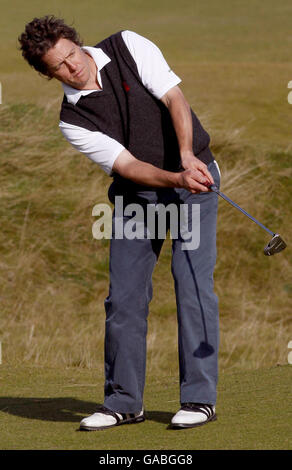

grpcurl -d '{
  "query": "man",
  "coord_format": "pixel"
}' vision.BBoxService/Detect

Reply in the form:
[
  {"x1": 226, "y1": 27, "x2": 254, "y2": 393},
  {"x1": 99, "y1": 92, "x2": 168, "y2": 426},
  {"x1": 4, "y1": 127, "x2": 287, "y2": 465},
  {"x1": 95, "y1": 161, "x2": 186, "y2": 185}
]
[{"x1": 19, "y1": 16, "x2": 221, "y2": 430}]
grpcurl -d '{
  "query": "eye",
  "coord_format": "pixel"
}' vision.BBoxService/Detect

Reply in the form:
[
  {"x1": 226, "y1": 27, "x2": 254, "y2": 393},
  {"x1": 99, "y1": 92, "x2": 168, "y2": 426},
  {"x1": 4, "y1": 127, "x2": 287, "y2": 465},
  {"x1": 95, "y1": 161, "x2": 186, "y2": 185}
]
[{"x1": 53, "y1": 64, "x2": 62, "y2": 72}]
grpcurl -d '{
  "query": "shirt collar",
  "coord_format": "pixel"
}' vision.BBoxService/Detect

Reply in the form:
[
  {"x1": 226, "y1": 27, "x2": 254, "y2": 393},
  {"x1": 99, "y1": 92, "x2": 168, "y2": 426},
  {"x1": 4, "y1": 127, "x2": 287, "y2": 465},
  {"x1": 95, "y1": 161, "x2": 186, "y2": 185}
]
[{"x1": 62, "y1": 47, "x2": 111, "y2": 105}]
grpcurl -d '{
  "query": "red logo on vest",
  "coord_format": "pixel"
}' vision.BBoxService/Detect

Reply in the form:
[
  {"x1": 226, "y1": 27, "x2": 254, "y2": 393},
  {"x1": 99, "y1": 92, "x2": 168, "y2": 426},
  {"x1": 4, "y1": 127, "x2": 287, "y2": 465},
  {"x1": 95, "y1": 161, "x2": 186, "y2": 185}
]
[{"x1": 122, "y1": 81, "x2": 130, "y2": 92}]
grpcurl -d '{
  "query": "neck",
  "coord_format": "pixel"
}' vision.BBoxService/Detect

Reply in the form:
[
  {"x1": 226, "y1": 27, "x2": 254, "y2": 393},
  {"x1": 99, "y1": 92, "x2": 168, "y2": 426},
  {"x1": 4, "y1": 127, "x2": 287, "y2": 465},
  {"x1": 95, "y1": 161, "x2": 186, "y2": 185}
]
[{"x1": 84, "y1": 52, "x2": 101, "y2": 90}]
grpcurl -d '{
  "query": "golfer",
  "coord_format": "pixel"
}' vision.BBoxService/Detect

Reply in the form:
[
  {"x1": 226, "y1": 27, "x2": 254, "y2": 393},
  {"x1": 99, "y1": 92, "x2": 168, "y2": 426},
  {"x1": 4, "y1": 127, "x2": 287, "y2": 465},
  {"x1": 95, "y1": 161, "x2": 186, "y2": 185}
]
[{"x1": 19, "y1": 16, "x2": 221, "y2": 430}]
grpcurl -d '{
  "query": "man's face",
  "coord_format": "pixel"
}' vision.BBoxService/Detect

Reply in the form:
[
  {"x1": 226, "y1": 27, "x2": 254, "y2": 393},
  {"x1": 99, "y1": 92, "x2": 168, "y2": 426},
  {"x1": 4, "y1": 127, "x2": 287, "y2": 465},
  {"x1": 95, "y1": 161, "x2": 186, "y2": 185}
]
[{"x1": 42, "y1": 38, "x2": 93, "y2": 89}]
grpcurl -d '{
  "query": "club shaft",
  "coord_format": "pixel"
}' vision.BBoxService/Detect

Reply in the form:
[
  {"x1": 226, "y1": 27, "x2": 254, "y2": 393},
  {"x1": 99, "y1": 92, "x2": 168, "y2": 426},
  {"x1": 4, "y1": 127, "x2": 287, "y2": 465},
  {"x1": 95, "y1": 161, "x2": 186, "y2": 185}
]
[{"x1": 211, "y1": 186, "x2": 274, "y2": 236}]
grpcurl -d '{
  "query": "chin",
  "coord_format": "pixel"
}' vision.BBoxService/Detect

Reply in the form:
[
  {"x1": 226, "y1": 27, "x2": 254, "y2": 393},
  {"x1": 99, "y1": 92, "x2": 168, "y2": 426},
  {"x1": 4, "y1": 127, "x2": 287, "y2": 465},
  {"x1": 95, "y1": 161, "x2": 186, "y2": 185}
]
[
  {"x1": 69, "y1": 79, "x2": 87, "y2": 90},
  {"x1": 73, "y1": 73, "x2": 91, "y2": 89}
]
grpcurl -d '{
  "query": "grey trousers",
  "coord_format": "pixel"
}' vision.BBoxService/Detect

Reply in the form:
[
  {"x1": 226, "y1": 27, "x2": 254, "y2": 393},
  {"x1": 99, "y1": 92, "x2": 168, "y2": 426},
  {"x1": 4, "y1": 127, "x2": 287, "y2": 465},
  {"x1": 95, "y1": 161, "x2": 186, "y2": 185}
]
[{"x1": 103, "y1": 160, "x2": 220, "y2": 413}]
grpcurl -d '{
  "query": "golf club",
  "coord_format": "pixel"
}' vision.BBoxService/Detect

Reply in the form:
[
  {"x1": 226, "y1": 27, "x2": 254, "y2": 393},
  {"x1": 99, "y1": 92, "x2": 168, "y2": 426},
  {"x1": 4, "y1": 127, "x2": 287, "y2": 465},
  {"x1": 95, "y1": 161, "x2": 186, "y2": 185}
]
[{"x1": 209, "y1": 184, "x2": 287, "y2": 256}]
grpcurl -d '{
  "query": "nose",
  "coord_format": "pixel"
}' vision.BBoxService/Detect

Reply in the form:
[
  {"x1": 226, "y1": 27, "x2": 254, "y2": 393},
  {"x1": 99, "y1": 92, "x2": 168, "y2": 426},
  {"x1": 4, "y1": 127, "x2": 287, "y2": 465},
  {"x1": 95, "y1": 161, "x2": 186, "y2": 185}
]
[{"x1": 65, "y1": 59, "x2": 77, "y2": 73}]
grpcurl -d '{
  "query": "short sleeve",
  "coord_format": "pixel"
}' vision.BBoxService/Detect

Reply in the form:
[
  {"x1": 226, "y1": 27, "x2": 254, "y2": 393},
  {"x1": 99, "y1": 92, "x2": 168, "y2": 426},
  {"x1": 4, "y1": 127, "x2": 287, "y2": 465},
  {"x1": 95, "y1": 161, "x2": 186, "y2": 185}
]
[
  {"x1": 59, "y1": 121, "x2": 125, "y2": 175},
  {"x1": 122, "y1": 30, "x2": 182, "y2": 99}
]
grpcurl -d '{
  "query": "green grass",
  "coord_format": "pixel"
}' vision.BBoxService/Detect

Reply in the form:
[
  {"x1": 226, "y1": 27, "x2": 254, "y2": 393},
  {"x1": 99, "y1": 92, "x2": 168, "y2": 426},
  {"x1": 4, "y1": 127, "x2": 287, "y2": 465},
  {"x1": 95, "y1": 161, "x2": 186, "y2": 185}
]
[{"x1": 0, "y1": 365, "x2": 291, "y2": 450}]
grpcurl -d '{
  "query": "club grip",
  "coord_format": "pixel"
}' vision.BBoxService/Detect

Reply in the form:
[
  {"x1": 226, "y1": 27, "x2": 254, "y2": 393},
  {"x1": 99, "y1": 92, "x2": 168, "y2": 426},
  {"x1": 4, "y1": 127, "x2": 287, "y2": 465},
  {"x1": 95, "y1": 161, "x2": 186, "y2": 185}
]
[{"x1": 209, "y1": 184, "x2": 219, "y2": 193}]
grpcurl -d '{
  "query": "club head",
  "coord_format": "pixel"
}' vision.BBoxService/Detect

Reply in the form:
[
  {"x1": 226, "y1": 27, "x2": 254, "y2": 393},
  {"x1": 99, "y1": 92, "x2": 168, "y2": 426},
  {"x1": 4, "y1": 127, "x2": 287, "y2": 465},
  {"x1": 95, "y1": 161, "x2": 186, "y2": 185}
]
[{"x1": 264, "y1": 234, "x2": 287, "y2": 256}]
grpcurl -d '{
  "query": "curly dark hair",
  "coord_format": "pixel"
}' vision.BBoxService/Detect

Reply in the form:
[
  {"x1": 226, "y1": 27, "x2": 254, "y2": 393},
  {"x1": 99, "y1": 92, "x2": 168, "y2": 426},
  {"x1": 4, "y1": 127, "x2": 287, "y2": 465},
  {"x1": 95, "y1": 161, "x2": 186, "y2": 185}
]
[{"x1": 18, "y1": 15, "x2": 83, "y2": 77}]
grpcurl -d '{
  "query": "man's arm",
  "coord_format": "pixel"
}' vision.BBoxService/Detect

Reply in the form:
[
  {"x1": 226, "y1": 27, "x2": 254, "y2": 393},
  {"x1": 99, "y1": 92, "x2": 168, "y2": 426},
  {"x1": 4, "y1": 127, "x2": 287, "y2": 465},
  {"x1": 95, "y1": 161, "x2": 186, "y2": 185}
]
[
  {"x1": 112, "y1": 149, "x2": 210, "y2": 193},
  {"x1": 160, "y1": 85, "x2": 214, "y2": 185},
  {"x1": 59, "y1": 122, "x2": 210, "y2": 192}
]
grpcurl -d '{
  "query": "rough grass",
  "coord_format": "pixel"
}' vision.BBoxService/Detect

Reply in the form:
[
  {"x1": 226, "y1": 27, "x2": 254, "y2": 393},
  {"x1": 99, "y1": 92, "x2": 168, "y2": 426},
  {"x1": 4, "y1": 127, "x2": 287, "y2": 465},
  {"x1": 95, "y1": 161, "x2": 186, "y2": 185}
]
[{"x1": 0, "y1": 102, "x2": 291, "y2": 374}]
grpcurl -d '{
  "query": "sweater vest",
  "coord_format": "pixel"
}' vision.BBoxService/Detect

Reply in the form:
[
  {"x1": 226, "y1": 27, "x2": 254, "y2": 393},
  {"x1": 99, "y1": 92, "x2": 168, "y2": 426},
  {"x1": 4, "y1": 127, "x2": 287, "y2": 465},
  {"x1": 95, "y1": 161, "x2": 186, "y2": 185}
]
[{"x1": 60, "y1": 31, "x2": 214, "y2": 190}]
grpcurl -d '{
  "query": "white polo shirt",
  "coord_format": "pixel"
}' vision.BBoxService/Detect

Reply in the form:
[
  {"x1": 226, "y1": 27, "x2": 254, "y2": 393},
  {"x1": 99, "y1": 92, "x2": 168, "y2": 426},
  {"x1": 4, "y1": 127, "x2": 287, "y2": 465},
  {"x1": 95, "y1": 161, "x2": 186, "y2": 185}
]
[{"x1": 59, "y1": 30, "x2": 181, "y2": 175}]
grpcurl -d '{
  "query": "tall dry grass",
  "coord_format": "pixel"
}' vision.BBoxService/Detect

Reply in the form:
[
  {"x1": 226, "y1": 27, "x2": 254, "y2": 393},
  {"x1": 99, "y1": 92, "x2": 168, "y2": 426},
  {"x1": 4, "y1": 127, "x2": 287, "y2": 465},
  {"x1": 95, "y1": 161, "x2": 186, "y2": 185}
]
[{"x1": 0, "y1": 101, "x2": 291, "y2": 376}]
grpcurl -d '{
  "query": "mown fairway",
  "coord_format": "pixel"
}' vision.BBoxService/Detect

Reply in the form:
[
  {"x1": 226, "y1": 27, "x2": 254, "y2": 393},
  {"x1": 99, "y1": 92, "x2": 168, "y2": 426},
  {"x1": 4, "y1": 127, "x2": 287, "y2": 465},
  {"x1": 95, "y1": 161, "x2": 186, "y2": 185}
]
[
  {"x1": 0, "y1": 365, "x2": 291, "y2": 450},
  {"x1": 0, "y1": 0, "x2": 292, "y2": 450}
]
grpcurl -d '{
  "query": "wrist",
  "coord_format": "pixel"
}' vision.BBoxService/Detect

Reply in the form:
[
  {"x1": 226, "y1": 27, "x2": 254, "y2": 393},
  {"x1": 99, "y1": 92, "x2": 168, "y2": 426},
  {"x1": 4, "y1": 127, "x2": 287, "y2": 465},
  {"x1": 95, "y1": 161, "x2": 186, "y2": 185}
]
[
  {"x1": 181, "y1": 150, "x2": 195, "y2": 167},
  {"x1": 171, "y1": 172, "x2": 183, "y2": 188},
  {"x1": 181, "y1": 149, "x2": 194, "y2": 159}
]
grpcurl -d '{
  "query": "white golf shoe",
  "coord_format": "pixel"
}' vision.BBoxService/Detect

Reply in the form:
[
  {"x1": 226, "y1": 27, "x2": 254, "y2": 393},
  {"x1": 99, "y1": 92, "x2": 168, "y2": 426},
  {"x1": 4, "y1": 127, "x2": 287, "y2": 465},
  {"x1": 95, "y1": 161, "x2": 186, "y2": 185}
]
[
  {"x1": 171, "y1": 403, "x2": 216, "y2": 429},
  {"x1": 79, "y1": 405, "x2": 145, "y2": 431}
]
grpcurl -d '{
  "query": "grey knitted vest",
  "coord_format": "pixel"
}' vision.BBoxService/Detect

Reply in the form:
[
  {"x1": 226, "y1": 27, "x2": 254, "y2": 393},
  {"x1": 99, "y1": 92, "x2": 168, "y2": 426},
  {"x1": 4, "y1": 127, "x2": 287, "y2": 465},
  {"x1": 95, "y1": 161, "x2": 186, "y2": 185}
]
[{"x1": 60, "y1": 31, "x2": 214, "y2": 188}]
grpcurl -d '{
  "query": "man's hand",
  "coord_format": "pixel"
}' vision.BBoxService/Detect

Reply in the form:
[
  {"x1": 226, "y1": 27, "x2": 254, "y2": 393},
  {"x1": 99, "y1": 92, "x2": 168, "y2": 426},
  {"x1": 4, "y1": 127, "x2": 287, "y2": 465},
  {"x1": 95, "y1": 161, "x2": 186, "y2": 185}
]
[
  {"x1": 177, "y1": 167, "x2": 212, "y2": 193},
  {"x1": 180, "y1": 149, "x2": 214, "y2": 189}
]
